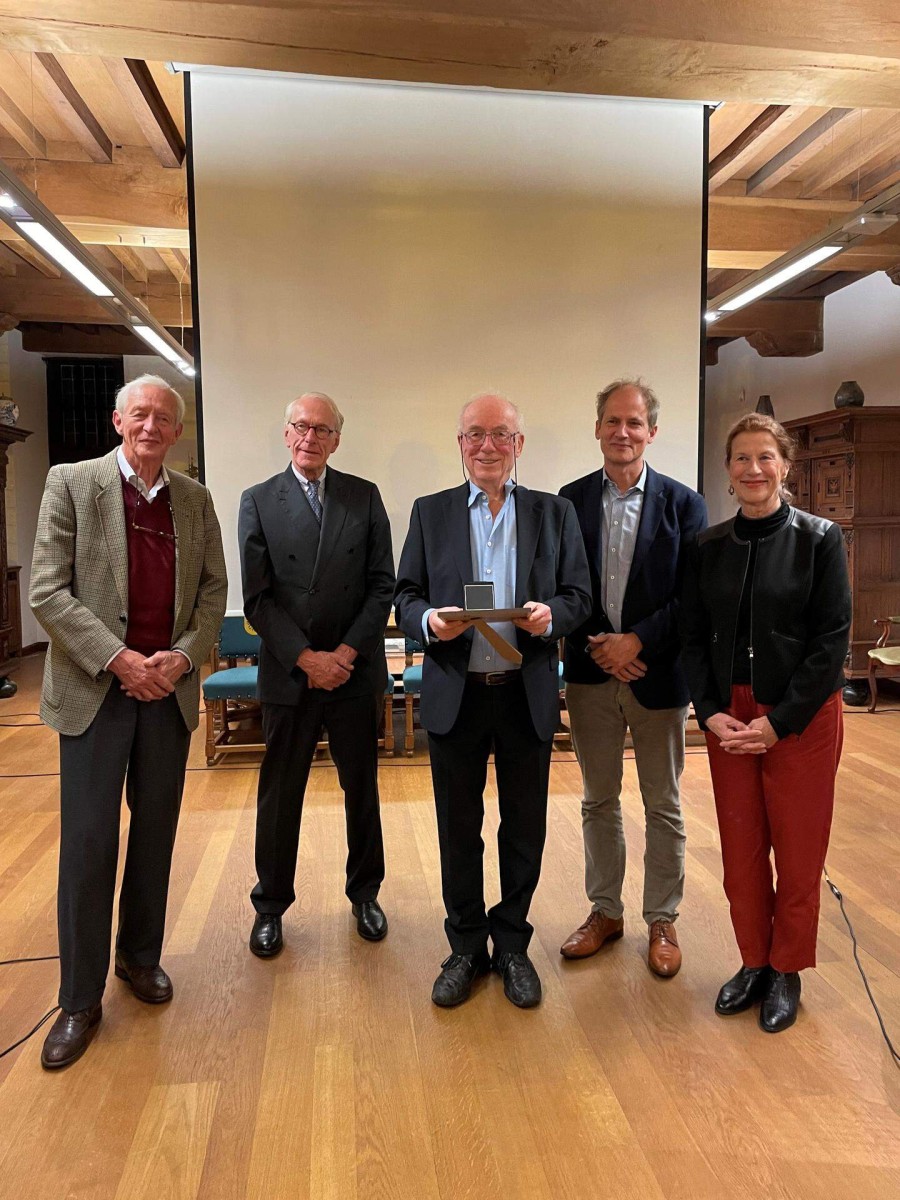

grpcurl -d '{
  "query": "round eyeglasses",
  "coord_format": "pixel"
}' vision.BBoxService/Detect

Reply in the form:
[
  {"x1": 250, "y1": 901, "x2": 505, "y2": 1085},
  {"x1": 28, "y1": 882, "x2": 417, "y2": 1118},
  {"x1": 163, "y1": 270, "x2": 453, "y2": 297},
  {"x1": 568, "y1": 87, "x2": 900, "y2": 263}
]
[
  {"x1": 287, "y1": 421, "x2": 338, "y2": 439},
  {"x1": 460, "y1": 429, "x2": 520, "y2": 447}
]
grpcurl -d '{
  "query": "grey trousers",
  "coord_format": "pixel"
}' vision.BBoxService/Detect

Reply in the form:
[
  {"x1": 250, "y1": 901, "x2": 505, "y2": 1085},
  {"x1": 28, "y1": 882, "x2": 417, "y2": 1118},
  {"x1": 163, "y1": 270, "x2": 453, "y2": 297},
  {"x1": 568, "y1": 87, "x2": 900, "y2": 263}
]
[{"x1": 566, "y1": 679, "x2": 687, "y2": 925}]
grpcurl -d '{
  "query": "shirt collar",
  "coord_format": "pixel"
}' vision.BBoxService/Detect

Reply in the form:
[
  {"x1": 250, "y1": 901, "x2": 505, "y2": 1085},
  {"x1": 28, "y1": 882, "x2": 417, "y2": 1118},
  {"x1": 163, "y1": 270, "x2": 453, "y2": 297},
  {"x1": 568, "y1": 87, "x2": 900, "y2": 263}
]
[
  {"x1": 116, "y1": 445, "x2": 169, "y2": 499},
  {"x1": 291, "y1": 462, "x2": 326, "y2": 489},
  {"x1": 467, "y1": 478, "x2": 515, "y2": 508},
  {"x1": 602, "y1": 462, "x2": 647, "y2": 497}
]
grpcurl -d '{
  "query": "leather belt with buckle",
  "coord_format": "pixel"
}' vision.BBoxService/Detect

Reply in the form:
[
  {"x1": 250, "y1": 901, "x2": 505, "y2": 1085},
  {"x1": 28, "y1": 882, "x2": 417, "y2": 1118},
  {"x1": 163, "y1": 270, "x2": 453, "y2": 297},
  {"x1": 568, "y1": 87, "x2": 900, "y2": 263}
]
[{"x1": 468, "y1": 671, "x2": 517, "y2": 686}]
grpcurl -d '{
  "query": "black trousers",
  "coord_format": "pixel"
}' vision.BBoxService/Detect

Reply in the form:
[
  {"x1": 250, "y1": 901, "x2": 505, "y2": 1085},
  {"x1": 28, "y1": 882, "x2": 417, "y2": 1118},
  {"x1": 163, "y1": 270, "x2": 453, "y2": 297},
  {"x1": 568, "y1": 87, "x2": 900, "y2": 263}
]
[
  {"x1": 252, "y1": 690, "x2": 385, "y2": 914},
  {"x1": 427, "y1": 675, "x2": 553, "y2": 955},
  {"x1": 57, "y1": 685, "x2": 190, "y2": 1012}
]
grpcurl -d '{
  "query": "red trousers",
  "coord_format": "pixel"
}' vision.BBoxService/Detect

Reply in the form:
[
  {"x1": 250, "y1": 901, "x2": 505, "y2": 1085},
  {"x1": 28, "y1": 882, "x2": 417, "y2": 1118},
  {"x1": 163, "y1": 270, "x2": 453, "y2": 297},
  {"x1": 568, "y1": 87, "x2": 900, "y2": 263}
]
[{"x1": 705, "y1": 686, "x2": 843, "y2": 973}]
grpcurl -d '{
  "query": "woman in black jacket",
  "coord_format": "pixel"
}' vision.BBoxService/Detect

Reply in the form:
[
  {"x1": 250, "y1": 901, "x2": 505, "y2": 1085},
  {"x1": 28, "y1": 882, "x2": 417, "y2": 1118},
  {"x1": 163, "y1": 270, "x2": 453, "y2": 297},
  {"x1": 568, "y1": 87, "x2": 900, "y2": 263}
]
[{"x1": 680, "y1": 413, "x2": 851, "y2": 1032}]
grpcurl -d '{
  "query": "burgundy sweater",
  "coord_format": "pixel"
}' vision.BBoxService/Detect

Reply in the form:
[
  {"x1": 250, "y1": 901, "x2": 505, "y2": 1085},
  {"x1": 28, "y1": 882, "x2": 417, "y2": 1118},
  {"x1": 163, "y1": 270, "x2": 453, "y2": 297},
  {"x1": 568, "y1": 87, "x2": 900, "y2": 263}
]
[{"x1": 121, "y1": 476, "x2": 176, "y2": 657}]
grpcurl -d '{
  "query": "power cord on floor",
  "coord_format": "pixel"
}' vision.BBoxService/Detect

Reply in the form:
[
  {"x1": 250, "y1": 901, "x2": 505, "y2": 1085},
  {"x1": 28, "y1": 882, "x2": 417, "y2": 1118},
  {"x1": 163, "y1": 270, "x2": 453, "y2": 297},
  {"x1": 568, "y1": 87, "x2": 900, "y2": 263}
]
[
  {"x1": 824, "y1": 867, "x2": 900, "y2": 1069},
  {"x1": 0, "y1": 955, "x2": 60, "y2": 1060}
]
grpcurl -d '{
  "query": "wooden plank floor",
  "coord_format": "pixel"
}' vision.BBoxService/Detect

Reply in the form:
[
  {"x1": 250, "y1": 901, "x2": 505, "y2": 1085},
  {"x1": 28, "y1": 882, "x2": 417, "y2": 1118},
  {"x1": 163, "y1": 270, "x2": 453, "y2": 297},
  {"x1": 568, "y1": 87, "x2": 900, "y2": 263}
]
[{"x1": 0, "y1": 656, "x2": 898, "y2": 1199}]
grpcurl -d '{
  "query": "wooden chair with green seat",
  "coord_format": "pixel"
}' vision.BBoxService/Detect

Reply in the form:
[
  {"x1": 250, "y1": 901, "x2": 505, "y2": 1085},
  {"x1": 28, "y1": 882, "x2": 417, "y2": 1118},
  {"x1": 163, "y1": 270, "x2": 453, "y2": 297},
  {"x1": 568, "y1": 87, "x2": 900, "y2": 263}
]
[
  {"x1": 867, "y1": 616, "x2": 900, "y2": 712},
  {"x1": 203, "y1": 614, "x2": 262, "y2": 764}
]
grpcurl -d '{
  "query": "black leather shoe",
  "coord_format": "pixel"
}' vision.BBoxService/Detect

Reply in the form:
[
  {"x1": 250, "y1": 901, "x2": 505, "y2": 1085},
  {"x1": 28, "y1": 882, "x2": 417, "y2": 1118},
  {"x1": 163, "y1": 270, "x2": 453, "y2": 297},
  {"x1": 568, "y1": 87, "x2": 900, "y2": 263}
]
[
  {"x1": 114, "y1": 955, "x2": 173, "y2": 1003},
  {"x1": 431, "y1": 951, "x2": 491, "y2": 1007},
  {"x1": 492, "y1": 951, "x2": 542, "y2": 1008},
  {"x1": 249, "y1": 913, "x2": 283, "y2": 958},
  {"x1": 715, "y1": 965, "x2": 772, "y2": 1015},
  {"x1": 759, "y1": 970, "x2": 801, "y2": 1033},
  {"x1": 41, "y1": 1003, "x2": 102, "y2": 1070},
  {"x1": 351, "y1": 900, "x2": 388, "y2": 942}
]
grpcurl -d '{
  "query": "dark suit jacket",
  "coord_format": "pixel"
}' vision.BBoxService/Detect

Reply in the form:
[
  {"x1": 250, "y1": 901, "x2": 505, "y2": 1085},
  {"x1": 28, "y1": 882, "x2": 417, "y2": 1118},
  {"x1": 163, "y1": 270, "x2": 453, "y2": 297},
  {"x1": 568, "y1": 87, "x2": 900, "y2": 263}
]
[
  {"x1": 239, "y1": 465, "x2": 395, "y2": 705},
  {"x1": 560, "y1": 464, "x2": 707, "y2": 709},
  {"x1": 394, "y1": 483, "x2": 592, "y2": 740}
]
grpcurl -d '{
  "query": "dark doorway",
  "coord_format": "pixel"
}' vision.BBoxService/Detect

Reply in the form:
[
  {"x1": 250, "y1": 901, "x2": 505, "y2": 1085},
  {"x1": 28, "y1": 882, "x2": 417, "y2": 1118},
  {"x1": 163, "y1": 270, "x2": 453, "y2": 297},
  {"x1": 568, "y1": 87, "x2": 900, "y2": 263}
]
[{"x1": 46, "y1": 357, "x2": 124, "y2": 467}]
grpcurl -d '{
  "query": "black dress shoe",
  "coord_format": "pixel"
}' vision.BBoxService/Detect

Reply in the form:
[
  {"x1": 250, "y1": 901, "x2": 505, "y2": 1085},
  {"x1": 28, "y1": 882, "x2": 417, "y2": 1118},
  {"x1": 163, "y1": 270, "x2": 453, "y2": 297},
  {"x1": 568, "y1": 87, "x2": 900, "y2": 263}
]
[
  {"x1": 351, "y1": 900, "x2": 388, "y2": 942},
  {"x1": 114, "y1": 955, "x2": 173, "y2": 1003},
  {"x1": 492, "y1": 951, "x2": 542, "y2": 1008},
  {"x1": 715, "y1": 965, "x2": 772, "y2": 1015},
  {"x1": 41, "y1": 1003, "x2": 102, "y2": 1070},
  {"x1": 431, "y1": 951, "x2": 491, "y2": 1007},
  {"x1": 249, "y1": 913, "x2": 283, "y2": 958},
  {"x1": 759, "y1": 970, "x2": 801, "y2": 1033}
]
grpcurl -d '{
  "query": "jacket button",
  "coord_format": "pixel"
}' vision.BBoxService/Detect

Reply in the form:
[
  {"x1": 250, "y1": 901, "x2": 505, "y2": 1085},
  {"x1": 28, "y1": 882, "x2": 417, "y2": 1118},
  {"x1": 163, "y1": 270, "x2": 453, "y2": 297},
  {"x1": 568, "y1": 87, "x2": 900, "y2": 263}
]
[
  {"x1": 119, "y1": 614, "x2": 127, "y2": 623},
  {"x1": 309, "y1": 588, "x2": 316, "y2": 596}
]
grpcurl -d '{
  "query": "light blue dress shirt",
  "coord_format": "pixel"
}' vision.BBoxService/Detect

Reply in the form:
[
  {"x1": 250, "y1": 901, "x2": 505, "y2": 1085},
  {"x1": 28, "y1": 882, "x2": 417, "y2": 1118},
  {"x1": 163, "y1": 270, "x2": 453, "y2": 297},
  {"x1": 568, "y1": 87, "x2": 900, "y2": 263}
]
[{"x1": 600, "y1": 464, "x2": 646, "y2": 633}]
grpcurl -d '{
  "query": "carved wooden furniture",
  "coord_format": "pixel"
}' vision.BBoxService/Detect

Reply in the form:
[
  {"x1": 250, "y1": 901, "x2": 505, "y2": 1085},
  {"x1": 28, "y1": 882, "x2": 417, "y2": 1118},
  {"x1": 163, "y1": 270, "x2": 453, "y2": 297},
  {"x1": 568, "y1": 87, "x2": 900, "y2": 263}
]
[
  {"x1": 783, "y1": 408, "x2": 900, "y2": 701},
  {"x1": 0, "y1": 426, "x2": 31, "y2": 695},
  {"x1": 867, "y1": 616, "x2": 900, "y2": 712}
]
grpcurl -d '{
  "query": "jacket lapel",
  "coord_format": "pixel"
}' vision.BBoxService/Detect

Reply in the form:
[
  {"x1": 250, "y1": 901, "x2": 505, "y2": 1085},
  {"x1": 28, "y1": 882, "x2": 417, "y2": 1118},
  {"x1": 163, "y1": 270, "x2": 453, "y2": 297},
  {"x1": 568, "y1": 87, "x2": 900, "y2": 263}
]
[
  {"x1": 629, "y1": 465, "x2": 664, "y2": 584},
  {"x1": 312, "y1": 467, "x2": 349, "y2": 583},
  {"x1": 514, "y1": 486, "x2": 542, "y2": 604},
  {"x1": 276, "y1": 465, "x2": 322, "y2": 574},
  {"x1": 93, "y1": 449, "x2": 129, "y2": 609},
  {"x1": 167, "y1": 470, "x2": 193, "y2": 623},
  {"x1": 444, "y1": 483, "x2": 473, "y2": 588},
  {"x1": 581, "y1": 470, "x2": 606, "y2": 580}
]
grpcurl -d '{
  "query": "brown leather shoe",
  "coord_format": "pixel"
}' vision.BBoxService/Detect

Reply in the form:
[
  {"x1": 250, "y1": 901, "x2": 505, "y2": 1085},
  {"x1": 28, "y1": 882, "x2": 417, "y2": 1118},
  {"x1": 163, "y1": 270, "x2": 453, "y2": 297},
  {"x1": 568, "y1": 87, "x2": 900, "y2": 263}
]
[
  {"x1": 648, "y1": 920, "x2": 682, "y2": 977},
  {"x1": 560, "y1": 911, "x2": 624, "y2": 959},
  {"x1": 41, "y1": 1003, "x2": 102, "y2": 1070},
  {"x1": 114, "y1": 955, "x2": 173, "y2": 1003}
]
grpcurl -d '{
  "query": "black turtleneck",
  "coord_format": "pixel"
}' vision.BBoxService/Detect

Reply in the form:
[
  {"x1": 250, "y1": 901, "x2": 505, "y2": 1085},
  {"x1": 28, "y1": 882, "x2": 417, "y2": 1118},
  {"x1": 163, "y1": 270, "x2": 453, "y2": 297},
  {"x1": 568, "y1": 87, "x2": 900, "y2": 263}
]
[{"x1": 732, "y1": 501, "x2": 791, "y2": 737}]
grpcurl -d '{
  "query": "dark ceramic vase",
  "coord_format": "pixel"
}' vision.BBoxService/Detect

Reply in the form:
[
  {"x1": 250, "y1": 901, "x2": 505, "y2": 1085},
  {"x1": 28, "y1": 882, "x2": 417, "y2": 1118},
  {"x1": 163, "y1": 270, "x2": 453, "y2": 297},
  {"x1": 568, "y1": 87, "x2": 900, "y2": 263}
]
[
  {"x1": 755, "y1": 395, "x2": 775, "y2": 417},
  {"x1": 834, "y1": 380, "x2": 865, "y2": 408}
]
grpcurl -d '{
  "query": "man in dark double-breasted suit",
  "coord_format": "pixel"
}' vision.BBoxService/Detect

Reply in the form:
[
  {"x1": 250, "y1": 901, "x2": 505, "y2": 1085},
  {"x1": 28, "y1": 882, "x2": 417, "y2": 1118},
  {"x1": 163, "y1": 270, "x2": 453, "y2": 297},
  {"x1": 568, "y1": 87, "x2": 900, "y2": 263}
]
[
  {"x1": 394, "y1": 392, "x2": 591, "y2": 1010},
  {"x1": 239, "y1": 392, "x2": 395, "y2": 956}
]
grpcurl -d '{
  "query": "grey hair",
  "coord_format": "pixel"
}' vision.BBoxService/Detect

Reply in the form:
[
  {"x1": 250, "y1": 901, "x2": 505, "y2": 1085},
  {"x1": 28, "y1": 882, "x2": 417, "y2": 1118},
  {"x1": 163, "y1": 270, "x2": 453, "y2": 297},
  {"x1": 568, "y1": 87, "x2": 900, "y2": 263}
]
[
  {"x1": 595, "y1": 378, "x2": 660, "y2": 428},
  {"x1": 457, "y1": 391, "x2": 525, "y2": 434},
  {"x1": 284, "y1": 392, "x2": 345, "y2": 432},
  {"x1": 115, "y1": 374, "x2": 185, "y2": 423}
]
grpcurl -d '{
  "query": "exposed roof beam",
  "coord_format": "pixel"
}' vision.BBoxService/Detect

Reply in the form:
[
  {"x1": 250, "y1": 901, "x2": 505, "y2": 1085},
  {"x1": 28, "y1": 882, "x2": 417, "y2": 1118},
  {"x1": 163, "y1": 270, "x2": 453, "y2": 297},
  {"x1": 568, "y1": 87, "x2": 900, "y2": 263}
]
[
  {"x1": 108, "y1": 243, "x2": 149, "y2": 283},
  {"x1": 3, "y1": 239, "x2": 61, "y2": 278},
  {"x1": 802, "y1": 113, "x2": 900, "y2": 196},
  {"x1": 709, "y1": 248, "x2": 900, "y2": 270},
  {"x1": 855, "y1": 155, "x2": 900, "y2": 200},
  {"x1": 0, "y1": 274, "x2": 192, "y2": 325},
  {"x1": 156, "y1": 247, "x2": 190, "y2": 284},
  {"x1": 0, "y1": 223, "x2": 188, "y2": 250},
  {"x1": 746, "y1": 109, "x2": 853, "y2": 195},
  {"x1": 712, "y1": 297, "x2": 824, "y2": 357},
  {"x1": 102, "y1": 58, "x2": 185, "y2": 167},
  {"x1": 3, "y1": 5, "x2": 900, "y2": 107},
  {"x1": 709, "y1": 105, "x2": 809, "y2": 191},
  {"x1": 0, "y1": 84, "x2": 46, "y2": 157},
  {"x1": 31, "y1": 52, "x2": 113, "y2": 163}
]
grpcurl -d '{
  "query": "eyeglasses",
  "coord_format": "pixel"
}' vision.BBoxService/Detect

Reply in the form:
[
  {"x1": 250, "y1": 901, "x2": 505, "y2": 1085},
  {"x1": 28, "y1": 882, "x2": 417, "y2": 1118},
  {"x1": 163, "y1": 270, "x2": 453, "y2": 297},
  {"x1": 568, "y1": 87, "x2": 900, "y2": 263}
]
[
  {"x1": 132, "y1": 494, "x2": 178, "y2": 541},
  {"x1": 288, "y1": 421, "x2": 337, "y2": 439},
  {"x1": 460, "y1": 428, "x2": 520, "y2": 447}
]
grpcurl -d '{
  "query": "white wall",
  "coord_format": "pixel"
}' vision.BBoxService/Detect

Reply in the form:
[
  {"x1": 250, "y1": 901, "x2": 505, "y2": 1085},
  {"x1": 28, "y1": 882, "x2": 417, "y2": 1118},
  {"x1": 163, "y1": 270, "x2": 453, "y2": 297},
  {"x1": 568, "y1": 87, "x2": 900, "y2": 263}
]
[
  {"x1": 704, "y1": 270, "x2": 900, "y2": 523},
  {"x1": 190, "y1": 73, "x2": 705, "y2": 607}
]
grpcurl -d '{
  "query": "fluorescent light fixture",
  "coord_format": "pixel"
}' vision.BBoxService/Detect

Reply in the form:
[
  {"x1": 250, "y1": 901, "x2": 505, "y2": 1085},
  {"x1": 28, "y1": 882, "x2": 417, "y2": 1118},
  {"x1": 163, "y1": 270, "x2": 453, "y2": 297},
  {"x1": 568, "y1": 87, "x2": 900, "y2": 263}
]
[
  {"x1": 178, "y1": 364, "x2": 197, "y2": 377},
  {"x1": 841, "y1": 211, "x2": 898, "y2": 236},
  {"x1": 705, "y1": 311, "x2": 722, "y2": 323},
  {"x1": 16, "y1": 220, "x2": 114, "y2": 297},
  {"x1": 133, "y1": 324, "x2": 184, "y2": 364},
  {"x1": 0, "y1": 194, "x2": 15, "y2": 210},
  {"x1": 719, "y1": 245, "x2": 843, "y2": 313}
]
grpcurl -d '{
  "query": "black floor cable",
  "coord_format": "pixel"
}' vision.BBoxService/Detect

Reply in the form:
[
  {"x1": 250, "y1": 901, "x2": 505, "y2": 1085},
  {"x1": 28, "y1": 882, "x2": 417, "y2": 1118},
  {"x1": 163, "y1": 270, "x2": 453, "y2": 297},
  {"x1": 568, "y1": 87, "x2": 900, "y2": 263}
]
[
  {"x1": 824, "y1": 867, "x2": 900, "y2": 1069},
  {"x1": 0, "y1": 956, "x2": 60, "y2": 1060}
]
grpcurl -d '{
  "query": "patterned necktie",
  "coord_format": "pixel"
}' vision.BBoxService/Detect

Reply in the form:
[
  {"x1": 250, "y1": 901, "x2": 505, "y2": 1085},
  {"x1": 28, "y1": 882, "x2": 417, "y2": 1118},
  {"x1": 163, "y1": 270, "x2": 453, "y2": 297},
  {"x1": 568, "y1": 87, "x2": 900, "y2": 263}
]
[{"x1": 306, "y1": 477, "x2": 322, "y2": 524}]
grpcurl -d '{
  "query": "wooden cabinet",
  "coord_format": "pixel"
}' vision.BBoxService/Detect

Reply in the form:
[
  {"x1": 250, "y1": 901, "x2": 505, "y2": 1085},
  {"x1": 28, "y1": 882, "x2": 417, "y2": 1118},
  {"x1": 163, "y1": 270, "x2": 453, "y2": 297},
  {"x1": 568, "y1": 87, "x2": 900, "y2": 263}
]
[{"x1": 783, "y1": 407, "x2": 900, "y2": 681}]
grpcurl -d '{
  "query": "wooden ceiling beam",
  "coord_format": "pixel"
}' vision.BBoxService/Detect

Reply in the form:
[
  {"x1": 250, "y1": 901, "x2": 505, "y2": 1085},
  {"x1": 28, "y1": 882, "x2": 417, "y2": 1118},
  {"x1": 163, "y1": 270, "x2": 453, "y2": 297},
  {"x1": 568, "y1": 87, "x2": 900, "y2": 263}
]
[
  {"x1": 2, "y1": 157, "x2": 187, "y2": 230},
  {"x1": 709, "y1": 248, "x2": 900, "y2": 270},
  {"x1": 0, "y1": 223, "x2": 188, "y2": 250},
  {"x1": 855, "y1": 155, "x2": 900, "y2": 200},
  {"x1": 746, "y1": 109, "x2": 853, "y2": 195},
  {"x1": 18, "y1": 321, "x2": 193, "y2": 356},
  {"x1": 3, "y1": 5, "x2": 900, "y2": 107},
  {"x1": 0, "y1": 274, "x2": 192, "y2": 325},
  {"x1": 711, "y1": 297, "x2": 824, "y2": 357},
  {"x1": 801, "y1": 113, "x2": 900, "y2": 196},
  {"x1": 107, "y1": 243, "x2": 149, "y2": 283},
  {"x1": 0, "y1": 84, "x2": 46, "y2": 157},
  {"x1": 2, "y1": 239, "x2": 61, "y2": 278},
  {"x1": 102, "y1": 58, "x2": 185, "y2": 167},
  {"x1": 707, "y1": 198, "x2": 900, "y2": 254},
  {"x1": 31, "y1": 52, "x2": 113, "y2": 163},
  {"x1": 709, "y1": 105, "x2": 809, "y2": 191},
  {"x1": 156, "y1": 247, "x2": 190, "y2": 283}
]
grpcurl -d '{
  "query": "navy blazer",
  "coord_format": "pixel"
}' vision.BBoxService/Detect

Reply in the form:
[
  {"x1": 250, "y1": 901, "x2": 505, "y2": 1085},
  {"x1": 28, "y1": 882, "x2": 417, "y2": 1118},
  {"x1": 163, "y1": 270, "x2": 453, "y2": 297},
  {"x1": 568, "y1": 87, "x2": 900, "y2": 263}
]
[
  {"x1": 394, "y1": 482, "x2": 592, "y2": 741},
  {"x1": 239, "y1": 465, "x2": 395, "y2": 705},
  {"x1": 560, "y1": 464, "x2": 707, "y2": 709}
]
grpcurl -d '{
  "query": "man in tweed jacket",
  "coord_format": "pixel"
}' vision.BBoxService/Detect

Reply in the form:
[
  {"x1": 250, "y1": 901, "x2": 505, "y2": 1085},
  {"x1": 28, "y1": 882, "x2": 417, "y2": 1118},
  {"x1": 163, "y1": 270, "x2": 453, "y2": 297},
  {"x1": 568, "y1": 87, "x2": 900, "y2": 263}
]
[{"x1": 30, "y1": 374, "x2": 227, "y2": 1070}]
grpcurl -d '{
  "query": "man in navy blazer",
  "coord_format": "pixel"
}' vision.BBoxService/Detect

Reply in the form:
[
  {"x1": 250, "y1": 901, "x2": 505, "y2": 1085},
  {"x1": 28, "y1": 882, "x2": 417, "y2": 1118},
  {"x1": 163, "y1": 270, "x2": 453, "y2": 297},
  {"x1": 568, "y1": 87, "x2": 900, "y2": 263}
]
[
  {"x1": 395, "y1": 393, "x2": 591, "y2": 1009},
  {"x1": 239, "y1": 393, "x2": 395, "y2": 957},
  {"x1": 559, "y1": 379, "x2": 707, "y2": 978}
]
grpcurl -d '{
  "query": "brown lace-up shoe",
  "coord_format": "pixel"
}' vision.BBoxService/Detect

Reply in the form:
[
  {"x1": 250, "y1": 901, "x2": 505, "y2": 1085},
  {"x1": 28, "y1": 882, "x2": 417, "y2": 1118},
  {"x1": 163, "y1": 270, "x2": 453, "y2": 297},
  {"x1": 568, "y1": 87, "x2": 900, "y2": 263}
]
[
  {"x1": 40, "y1": 1004, "x2": 102, "y2": 1070},
  {"x1": 648, "y1": 920, "x2": 682, "y2": 977},
  {"x1": 559, "y1": 911, "x2": 624, "y2": 959}
]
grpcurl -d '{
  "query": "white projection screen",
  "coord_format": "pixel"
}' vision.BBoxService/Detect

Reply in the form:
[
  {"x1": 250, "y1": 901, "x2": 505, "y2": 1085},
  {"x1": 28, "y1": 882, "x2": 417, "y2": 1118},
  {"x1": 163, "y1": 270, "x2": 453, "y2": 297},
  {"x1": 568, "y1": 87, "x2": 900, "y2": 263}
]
[{"x1": 188, "y1": 71, "x2": 705, "y2": 605}]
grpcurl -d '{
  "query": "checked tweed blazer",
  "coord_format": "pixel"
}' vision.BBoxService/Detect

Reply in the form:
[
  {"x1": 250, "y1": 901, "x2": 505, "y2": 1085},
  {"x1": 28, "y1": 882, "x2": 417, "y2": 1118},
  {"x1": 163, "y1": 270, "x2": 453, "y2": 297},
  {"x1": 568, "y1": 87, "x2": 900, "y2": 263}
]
[{"x1": 30, "y1": 448, "x2": 228, "y2": 736}]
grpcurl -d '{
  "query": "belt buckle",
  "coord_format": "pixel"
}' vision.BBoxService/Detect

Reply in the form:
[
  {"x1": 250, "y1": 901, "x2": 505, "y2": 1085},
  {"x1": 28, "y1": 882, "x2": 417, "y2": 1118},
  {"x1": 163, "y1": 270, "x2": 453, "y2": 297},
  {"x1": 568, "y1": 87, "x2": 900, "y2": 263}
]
[{"x1": 485, "y1": 671, "x2": 507, "y2": 686}]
